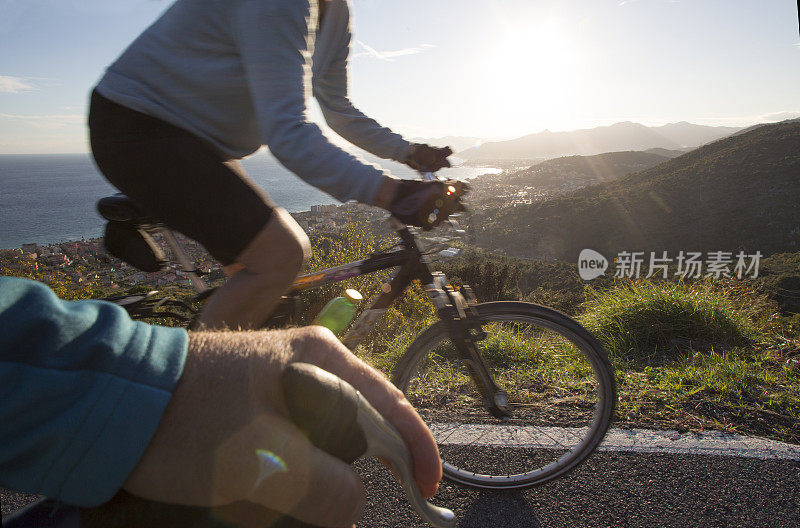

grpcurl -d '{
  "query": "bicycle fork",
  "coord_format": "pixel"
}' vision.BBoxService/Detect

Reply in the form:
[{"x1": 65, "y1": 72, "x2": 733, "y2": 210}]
[{"x1": 424, "y1": 274, "x2": 511, "y2": 420}]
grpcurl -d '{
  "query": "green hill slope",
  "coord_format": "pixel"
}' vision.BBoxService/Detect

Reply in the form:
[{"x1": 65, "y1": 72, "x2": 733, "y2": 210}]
[
  {"x1": 504, "y1": 150, "x2": 671, "y2": 187},
  {"x1": 478, "y1": 120, "x2": 800, "y2": 260}
]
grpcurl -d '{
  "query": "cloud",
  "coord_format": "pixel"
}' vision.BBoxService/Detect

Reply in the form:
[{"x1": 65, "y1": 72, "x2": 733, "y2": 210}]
[
  {"x1": 0, "y1": 75, "x2": 37, "y2": 94},
  {"x1": 689, "y1": 111, "x2": 800, "y2": 127},
  {"x1": 353, "y1": 41, "x2": 435, "y2": 61},
  {"x1": 758, "y1": 111, "x2": 800, "y2": 122},
  {"x1": 0, "y1": 113, "x2": 84, "y2": 130}
]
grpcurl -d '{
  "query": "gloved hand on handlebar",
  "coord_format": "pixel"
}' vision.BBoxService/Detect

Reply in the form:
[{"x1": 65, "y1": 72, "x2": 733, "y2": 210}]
[
  {"x1": 122, "y1": 327, "x2": 441, "y2": 528},
  {"x1": 387, "y1": 179, "x2": 469, "y2": 230},
  {"x1": 403, "y1": 144, "x2": 453, "y2": 172}
]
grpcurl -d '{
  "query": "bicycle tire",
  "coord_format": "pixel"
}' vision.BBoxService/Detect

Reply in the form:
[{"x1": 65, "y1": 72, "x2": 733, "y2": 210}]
[{"x1": 392, "y1": 301, "x2": 616, "y2": 489}]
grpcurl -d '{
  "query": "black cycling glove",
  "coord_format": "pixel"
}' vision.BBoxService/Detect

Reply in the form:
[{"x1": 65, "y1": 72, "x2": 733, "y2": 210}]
[
  {"x1": 404, "y1": 144, "x2": 453, "y2": 172},
  {"x1": 387, "y1": 179, "x2": 468, "y2": 230}
]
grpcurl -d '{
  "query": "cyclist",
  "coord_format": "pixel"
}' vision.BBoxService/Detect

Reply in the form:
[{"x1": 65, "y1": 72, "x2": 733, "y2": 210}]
[
  {"x1": 0, "y1": 276, "x2": 442, "y2": 526},
  {"x1": 89, "y1": 0, "x2": 463, "y2": 330}
]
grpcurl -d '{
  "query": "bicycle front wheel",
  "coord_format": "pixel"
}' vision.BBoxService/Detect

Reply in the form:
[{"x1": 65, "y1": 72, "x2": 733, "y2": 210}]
[{"x1": 392, "y1": 301, "x2": 616, "y2": 489}]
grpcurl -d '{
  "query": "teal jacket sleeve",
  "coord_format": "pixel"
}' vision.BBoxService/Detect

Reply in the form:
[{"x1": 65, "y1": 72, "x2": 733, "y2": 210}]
[{"x1": 0, "y1": 277, "x2": 188, "y2": 506}]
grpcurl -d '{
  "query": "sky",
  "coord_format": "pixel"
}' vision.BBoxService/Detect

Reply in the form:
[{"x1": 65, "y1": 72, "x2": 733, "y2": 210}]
[{"x1": 0, "y1": 0, "x2": 799, "y2": 154}]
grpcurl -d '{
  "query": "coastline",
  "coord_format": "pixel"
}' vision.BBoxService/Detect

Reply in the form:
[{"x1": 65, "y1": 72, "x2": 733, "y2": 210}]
[{"x1": 0, "y1": 152, "x2": 500, "y2": 250}]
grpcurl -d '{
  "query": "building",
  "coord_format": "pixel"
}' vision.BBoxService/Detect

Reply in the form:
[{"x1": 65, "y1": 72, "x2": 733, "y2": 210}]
[{"x1": 59, "y1": 242, "x2": 79, "y2": 256}]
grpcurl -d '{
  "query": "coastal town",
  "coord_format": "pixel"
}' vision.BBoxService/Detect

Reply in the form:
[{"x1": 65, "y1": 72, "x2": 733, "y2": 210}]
[{"x1": 0, "y1": 200, "x2": 392, "y2": 293}]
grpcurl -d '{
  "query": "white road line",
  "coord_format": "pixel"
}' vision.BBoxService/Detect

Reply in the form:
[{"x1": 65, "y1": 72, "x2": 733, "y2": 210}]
[{"x1": 430, "y1": 423, "x2": 800, "y2": 460}]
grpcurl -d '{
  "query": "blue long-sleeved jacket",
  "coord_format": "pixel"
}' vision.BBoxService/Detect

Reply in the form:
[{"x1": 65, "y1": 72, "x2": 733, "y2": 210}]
[{"x1": 0, "y1": 277, "x2": 188, "y2": 506}]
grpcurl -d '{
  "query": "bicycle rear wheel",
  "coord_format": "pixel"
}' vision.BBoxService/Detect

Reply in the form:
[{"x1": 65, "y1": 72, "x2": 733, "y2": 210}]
[{"x1": 392, "y1": 301, "x2": 615, "y2": 489}]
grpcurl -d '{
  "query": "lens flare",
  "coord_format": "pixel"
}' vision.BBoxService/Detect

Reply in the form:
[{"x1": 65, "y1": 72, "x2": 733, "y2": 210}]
[{"x1": 253, "y1": 449, "x2": 288, "y2": 490}]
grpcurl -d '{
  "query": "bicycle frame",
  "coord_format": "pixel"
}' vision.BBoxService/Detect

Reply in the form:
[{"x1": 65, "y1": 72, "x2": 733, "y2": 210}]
[{"x1": 285, "y1": 220, "x2": 432, "y2": 349}]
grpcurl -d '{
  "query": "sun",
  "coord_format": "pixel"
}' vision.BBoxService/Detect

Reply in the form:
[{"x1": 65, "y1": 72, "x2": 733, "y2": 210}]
[{"x1": 482, "y1": 17, "x2": 580, "y2": 132}]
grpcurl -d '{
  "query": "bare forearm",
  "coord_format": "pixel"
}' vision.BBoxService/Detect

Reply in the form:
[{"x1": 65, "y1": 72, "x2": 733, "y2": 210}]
[{"x1": 125, "y1": 326, "x2": 441, "y2": 525}]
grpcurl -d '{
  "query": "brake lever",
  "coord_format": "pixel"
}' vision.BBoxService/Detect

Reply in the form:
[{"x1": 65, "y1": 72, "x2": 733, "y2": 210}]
[
  {"x1": 421, "y1": 171, "x2": 437, "y2": 181},
  {"x1": 356, "y1": 395, "x2": 456, "y2": 528},
  {"x1": 282, "y1": 364, "x2": 456, "y2": 528},
  {"x1": 419, "y1": 171, "x2": 468, "y2": 236}
]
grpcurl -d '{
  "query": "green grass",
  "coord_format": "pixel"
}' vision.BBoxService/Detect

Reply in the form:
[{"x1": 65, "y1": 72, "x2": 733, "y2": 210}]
[
  {"x1": 579, "y1": 279, "x2": 770, "y2": 366},
  {"x1": 663, "y1": 349, "x2": 775, "y2": 401},
  {"x1": 575, "y1": 279, "x2": 798, "y2": 441},
  {"x1": 611, "y1": 340, "x2": 800, "y2": 442}
]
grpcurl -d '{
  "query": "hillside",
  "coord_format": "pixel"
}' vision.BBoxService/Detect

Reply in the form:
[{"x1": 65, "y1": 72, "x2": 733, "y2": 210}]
[
  {"x1": 476, "y1": 120, "x2": 800, "y2": 261},
  {"x1": 732, "y1": 118, "x2": 800, "y2": 138},
  {"x1": 460, "y1": 121, "x2": 741, "y2": 160},
  {"x1": 466, "y1": 150, "x2": 672, "y2": 209},
  {"x1": 503, "y1": 150, "x2": 671, "y2": 188},
  {"x1": 644, "y1": 147, "x2": 693, "y2": 158},
  {"x1": 653, "y1": 121, "x2": 743, "y2": 147}
]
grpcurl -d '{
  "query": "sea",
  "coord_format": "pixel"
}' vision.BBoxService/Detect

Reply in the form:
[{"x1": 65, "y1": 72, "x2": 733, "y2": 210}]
[{"x1": 0, "y1": 151, "x2": 500, "y2": 250}]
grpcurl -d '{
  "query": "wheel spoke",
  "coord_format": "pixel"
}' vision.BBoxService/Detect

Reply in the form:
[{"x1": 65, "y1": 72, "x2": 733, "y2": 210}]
[{"x1": 435, "y1": 423, "x2": 465, "y2": 444}]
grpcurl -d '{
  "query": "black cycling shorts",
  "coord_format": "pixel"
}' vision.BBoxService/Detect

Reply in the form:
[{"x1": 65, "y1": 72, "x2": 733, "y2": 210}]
[{"x1": 88, "y1": 90, "x2": 274, "y2": 265}]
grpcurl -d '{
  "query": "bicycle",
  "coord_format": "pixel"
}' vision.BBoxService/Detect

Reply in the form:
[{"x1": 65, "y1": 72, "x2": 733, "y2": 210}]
[{"x1": 95, "y1": 175, "x2": 617, "y2": 490}]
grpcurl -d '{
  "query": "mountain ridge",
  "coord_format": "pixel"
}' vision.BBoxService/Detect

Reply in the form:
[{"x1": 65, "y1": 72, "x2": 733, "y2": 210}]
[{"x1": 460, "y1": 121, "x2": 743, "y2": 160}]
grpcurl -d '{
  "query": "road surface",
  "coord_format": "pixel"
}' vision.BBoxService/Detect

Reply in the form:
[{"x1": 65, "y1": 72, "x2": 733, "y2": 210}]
[{"x1": 4, "y1": 429, "x2": 799, "y2": 527}]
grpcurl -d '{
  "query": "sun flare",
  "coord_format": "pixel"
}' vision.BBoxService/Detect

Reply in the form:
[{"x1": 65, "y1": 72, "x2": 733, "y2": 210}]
[{"x1": 483, "y1": 18, "x2": 580, "y2": 131}]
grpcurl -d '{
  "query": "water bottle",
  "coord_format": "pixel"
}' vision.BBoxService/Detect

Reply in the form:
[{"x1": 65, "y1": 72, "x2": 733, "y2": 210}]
[{"x1": 313, "y1": 288, "x2": 363, "y2": 335}]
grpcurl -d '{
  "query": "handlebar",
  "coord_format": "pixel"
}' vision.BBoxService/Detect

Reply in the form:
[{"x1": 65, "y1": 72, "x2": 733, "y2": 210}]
[
  {"x1": 419, "y1": 172, "x2": 469, "y2": 237},
  {"x1": 284, "y1": 364, "x2": 455, "y2": 528},
  {"x1": 5, "y1": 364, "x2": 454, "y2": 528}
]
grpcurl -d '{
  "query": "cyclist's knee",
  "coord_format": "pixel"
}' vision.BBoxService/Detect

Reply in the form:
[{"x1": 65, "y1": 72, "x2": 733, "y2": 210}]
[
  {"x1": 269, "y1": 207, "x2": 310, "y2": 272},
  {"x1": 236, "y1": 207, "x2": 309, "y2": 278},
  {"x1": 289, "y1": 227, "x2": 311, "y2": 269}
]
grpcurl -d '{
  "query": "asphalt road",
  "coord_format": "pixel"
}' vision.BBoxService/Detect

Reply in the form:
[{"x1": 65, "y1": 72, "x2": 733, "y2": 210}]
[
  {"x1": 355, "y1": 448, "x2": 800, "y2": 528},
  {"x1": 4, "y1": 447, "x2": 799, "y2": 527}
]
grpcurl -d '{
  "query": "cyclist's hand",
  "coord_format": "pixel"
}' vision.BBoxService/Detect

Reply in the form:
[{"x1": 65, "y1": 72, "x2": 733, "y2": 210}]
[
  {"x1": 404, "y1": 143, "x2": 453, "y2": 172},
  {"x1": 388, "y1": 179, "x2": 469, "y2": 230},
  {"x1": 122, "y1": 327, "x2": 441, "y2": 527}
]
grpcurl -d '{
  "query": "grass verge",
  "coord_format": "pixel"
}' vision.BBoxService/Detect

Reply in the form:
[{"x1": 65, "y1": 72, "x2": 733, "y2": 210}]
[
  {"x1": 357, "y1": 278, "x2": 799, "y2": 443},
  {"x1": 579, "y1": 280, "x2": 799, "y2": 442}
]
